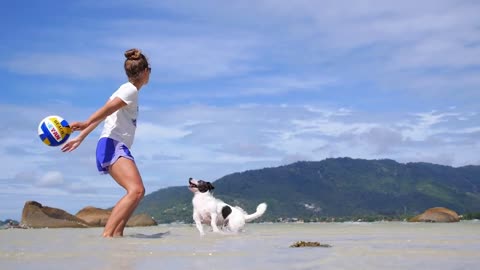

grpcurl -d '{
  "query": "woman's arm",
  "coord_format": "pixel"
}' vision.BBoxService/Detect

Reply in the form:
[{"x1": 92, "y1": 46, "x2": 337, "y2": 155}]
[{"x1": 61, "y1": 97, "x2": 127, "y2": 152}]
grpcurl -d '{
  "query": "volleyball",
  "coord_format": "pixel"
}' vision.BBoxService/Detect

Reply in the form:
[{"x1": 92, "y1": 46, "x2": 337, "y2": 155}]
[{"x1": 38, "y1": 115, "x2": 72, "y2": 146}]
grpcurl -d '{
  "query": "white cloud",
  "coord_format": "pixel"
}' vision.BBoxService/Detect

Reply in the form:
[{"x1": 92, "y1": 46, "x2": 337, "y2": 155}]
[
  {"x1": 136, "y1": 122, "x2": 191, "y2": 141},
  {"x1": 237, "y1": 76, "x2": 336, "y2": 96},
  {"x1": 399, "y1": 111, "x2": 470, "y2": 141},
  {"x1": 37, "y1": 171, "x2": 64, "y2": 187},
  {"x1": 105, "y1": 35, "x2": 260, "y2": 82},
  {"x1": 3, "y1": 53, "x2": 118, "y2": 79},
  {"x1": 290, "y1": 119, "x2": 379, "y2": 137}
]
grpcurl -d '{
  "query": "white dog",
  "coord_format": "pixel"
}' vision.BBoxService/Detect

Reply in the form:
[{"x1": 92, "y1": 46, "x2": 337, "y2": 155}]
[{"x1": 188, "y1": 177, "x2": 267, "y2": 236}]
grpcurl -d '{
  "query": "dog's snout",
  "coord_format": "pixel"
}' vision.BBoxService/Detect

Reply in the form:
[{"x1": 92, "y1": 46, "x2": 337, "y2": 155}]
[{"x1": 188, "y1": 178, "x2": 198, "y2": 188}]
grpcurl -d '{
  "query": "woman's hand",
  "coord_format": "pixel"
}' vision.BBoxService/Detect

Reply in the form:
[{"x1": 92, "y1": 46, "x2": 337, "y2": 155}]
[
  {"x1": 69, "y1": 121, "x2": 89, "y2": 131},
  {"x1": 61, "y1": 136, "x2": 84, "y2": 152}
]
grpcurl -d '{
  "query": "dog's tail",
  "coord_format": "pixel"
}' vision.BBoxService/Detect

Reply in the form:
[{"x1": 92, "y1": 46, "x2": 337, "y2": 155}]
[{"x1": 244, "y1": 203, "x2": 267, "y2": 222}]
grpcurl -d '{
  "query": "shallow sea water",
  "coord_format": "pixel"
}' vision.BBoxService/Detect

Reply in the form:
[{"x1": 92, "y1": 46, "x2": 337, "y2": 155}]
[{"x1": 1, "y1": 221, "x2": 479, "y2": 270}]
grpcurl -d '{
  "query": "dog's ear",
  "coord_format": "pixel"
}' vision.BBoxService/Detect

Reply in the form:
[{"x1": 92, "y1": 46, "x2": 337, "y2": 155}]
[
  {"x1": 207, "y1": 182, "x2": 215, "y2": 191},
  {"x1": 197, "y1": 180, "x2": 208, "y2": 193},
  {"x1": 197, "y1": 181, "x2": 215, "y2": 193}
]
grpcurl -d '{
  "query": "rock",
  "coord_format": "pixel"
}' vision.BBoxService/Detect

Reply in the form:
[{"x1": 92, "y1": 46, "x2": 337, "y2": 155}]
[
  {"x1": 75, "y1": 206, "x2": 111, "y2": 227},
  {"x1": 409, "y1": 207, "x2": 460, "y2": 223},
  {"x1": 75, "y1": 206, "x2": 157, "y2": 227},
  {"x1": 126, "y1": 213, "x2": 157, "y2": 227},
  {"x1": 21, "y1": 201, "x2": 90, "y2": 228},
  {"x1": 21, "y1": 201, "x2": 157, "y2": 228},
  {"x1": 290, "y1": 241, "x2": 332, "y2": 248}
]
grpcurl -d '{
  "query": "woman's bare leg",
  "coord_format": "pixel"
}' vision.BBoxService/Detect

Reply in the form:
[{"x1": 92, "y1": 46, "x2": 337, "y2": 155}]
[{"x1": 103, "y1": 157, "x2": 145, "y2": 237}]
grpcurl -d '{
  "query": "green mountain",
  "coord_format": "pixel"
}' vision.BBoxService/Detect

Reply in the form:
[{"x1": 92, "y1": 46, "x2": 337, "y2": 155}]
[
  {"x1": 0, "y1": 219, "x2": 19, "y2": 227},
  {"x1": 135, "y1": 158, "x2": 480, "y2": 223}
]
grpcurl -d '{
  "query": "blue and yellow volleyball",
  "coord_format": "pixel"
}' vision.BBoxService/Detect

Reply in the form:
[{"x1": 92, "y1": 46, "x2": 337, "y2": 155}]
[{"x1": 38, "y1": 115, "x2": 72, "y2": 146}]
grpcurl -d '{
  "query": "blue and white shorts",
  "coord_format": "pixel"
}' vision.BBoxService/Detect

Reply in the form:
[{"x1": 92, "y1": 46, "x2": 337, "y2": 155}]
[{"x1": 96, "y1": 137, "x2": 134, "y2": 174}]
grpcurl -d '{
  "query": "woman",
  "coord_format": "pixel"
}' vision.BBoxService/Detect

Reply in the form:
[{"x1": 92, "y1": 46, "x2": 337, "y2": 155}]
[{"x1": 62, "y1": 48, "x2": 151, "y2": 237}]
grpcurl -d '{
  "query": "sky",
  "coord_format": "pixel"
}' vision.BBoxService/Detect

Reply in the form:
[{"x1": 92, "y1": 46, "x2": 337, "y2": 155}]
[{"x1": 1, "y1": 0, "x2": 479, "y2": 220}]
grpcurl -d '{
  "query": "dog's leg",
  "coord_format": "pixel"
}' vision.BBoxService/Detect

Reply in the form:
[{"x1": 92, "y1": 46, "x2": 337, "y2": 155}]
[
  {"x1": 193, "y1": 212, "x2": 205, "y2": 236},
  {"x1": 210, "y1": 213, "x2": 221, "y2": 233}
]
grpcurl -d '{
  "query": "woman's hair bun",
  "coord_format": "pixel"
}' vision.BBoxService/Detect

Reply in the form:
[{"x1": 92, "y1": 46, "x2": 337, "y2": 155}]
[
  {"x1": 124, "y1": 48, "x2": 142, "y2": 60},
  {"x1": 123, "y1": 48, "x2": 149, "y2": 80}
]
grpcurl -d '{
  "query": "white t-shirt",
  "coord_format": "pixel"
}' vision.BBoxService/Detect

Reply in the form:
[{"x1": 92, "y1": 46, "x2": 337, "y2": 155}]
[{"x1": 100, "y1": 82, "x2": 139, "y2": 148}]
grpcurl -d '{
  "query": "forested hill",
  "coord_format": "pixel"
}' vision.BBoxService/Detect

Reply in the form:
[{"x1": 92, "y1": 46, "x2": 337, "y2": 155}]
[{"x1": 135, "y1": 158, "x2": 480, "y2": 223}]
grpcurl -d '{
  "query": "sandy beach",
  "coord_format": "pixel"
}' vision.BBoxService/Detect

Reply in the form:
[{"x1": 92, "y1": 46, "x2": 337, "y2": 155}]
[{"x1": 1, "y1": 221, "x2": 479, "y2": 270}]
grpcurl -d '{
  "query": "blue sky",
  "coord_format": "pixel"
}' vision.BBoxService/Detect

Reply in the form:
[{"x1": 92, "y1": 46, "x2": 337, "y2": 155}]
[{"x1": 1, "y1": 0, "x2": 479, "y2": 220}]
